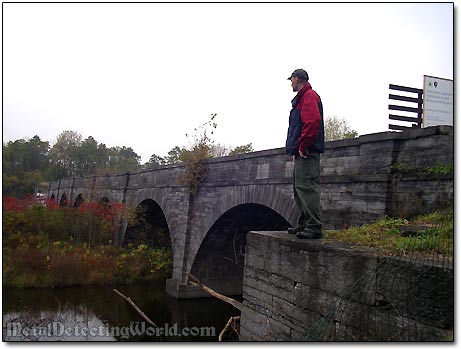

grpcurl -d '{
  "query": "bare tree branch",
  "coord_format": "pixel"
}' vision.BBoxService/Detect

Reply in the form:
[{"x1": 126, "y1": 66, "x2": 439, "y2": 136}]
[
  {"x1": 113, "y1": 288, "x2": 157, "y2": 326},
  {"x1": 186, "y1": 273, "x2": 243, "y2": 311},
  {"x1": 219, "y1": 316, "x2": 240, "y2": 341}
]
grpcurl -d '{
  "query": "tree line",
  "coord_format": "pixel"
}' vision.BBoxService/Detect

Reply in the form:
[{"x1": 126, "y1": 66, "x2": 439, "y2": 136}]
[{"x1": 2, "y1": 130, "x2": 253, "y2": 198}]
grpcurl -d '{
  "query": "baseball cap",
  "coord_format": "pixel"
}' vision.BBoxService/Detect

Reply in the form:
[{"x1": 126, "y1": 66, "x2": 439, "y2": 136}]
[{"x1": 287, "y1": 69, "x2": 309, "y2": 81}]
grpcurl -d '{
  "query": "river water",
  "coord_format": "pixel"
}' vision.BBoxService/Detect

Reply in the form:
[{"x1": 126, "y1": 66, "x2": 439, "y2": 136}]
[{"x1": 2, "y1": 280, "x2": 241, "y2": 342}]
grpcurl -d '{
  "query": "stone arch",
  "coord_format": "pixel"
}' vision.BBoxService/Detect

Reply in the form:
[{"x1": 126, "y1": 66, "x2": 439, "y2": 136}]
[
  {"x1": 126, "y1": 190, "x2": 191, "y2": 290},
  {"x1": 123, "y1": 198, "x2": 172, "y2": 252},
  {"x1": 50, "y1": 194, "x2": 56, "y2": 202},
  {"x1": 187, "y1": 185, "x2": 298, "y2": 296},
  {"x1": 59, "y1": 193, "x2": 68, "y2": 207},
  {"x1": 195, "y1": 185, "x2": 298, "y2": 256},
  {"x1": 73, "y1": 193, "x2": 84, "y2": 208},
  {"x1": 124, "y1": 190, "x2": 181, "y2": 252},
  {"x1": 189, "y1": 202, "x2": 292, "y2": 296},
  {"x1": 128, "y1": 193, "x2": 172, "y2": 234}
]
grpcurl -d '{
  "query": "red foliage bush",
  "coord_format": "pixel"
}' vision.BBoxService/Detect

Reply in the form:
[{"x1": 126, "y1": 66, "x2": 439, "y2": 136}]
[
  {"x1": 3, "y1": 196, "x2": 130, "y2": 246},
  {"x1": 2, "y1": 196, "x2": 172, "y2": 288}
]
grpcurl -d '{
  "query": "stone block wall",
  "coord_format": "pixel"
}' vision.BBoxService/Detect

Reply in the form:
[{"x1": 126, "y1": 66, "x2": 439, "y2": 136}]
[
  {"x1": 240, "y1": 231, "x2": 453, "y2": 341},
  {"x1": 320, "y1": 126, "x2": 453, "y2": 227},
  {"x1": 48, "y1": 126, "x2": 453, "y2": 230}
]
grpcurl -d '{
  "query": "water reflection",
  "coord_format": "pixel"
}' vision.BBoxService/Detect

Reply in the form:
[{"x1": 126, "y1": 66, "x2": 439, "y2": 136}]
[
  {"x1": 3, "y1": 280, "x2": 240, "y2": 342},
  {"x1": 3, "y1": 307, "x2": 116, "y2": 341}
]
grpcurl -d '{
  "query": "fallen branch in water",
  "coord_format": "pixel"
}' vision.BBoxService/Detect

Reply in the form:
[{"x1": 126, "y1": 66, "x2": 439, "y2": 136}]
[
  {"x1": 219, "y1": 316, "x2": 240, "y2": 341},
  {"x1": 186, "y1": 273, "x2": 243, "y2": 311},
  {"x1": 113, "y1": 288, "x2": 157, "y2": 327}
]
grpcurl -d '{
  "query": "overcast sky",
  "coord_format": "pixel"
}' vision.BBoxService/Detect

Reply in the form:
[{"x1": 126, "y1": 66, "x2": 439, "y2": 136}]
[{"x1": 3, "y1": 3, "x2": 454, "y2": 163}]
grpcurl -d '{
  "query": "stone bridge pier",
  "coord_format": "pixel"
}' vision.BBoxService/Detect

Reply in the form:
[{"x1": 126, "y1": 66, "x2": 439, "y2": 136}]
[{"x1": 48, "y1": 126, "x2": 453, "y2": 298}]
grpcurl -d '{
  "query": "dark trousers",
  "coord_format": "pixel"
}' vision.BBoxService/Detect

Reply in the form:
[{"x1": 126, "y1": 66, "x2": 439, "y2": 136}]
[{"x1": 293, "y1": 153, "x2": 322, "y2": 232}]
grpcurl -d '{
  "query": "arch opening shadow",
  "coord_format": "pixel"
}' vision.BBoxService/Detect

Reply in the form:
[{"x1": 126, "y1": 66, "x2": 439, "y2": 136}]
[
  {"x1": 99, "y1": 197, "x2": 110, "y2": 209},
  {"x1": 74, "y1": 194, "x2": 84, "y2": 208},
  {"x1": 123, "y1": 199, "x2": 172, "y2": 251},
  {"x1": 59, "y1": 193, "x2": 68, "y2": 207},
  {"x1": 190, "y1": 203, "x2": 290, "y2": 296}
]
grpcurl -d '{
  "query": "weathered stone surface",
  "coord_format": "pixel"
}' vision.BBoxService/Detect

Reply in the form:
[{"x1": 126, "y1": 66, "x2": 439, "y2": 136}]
[
  {"x1": 271, "y1": 295, "x2": 323, "y2": 333},
  {"x1": 239, "y1": 305, "x2": 291, "y2": 341},
  {"x1": 246, "y1": 232, "x2": 379, "y2": 302},
  {"x1": 241, "y1": 231, "x2": 453, "y2": 341},
  {"x1": 243, "y1": 266, "x2": 294, "y2": 302},
  {"x1": 375, "y1": 256, "x2": 454, "y2": 329}
]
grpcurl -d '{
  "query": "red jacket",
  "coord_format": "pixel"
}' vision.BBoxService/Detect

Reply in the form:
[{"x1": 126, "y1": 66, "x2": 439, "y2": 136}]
[{"x1": 286, "y1": 82, "x2": 324, "y2": 155}]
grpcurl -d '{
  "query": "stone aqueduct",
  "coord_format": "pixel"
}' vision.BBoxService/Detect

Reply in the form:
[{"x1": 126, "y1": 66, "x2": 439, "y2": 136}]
[{"x1": 48, "y1": 126, "x2": 453, "y2": 298}]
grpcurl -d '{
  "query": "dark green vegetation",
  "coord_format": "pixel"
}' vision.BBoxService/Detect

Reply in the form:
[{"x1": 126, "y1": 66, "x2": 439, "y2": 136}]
[{"x1": 392, "y1": 162, "x2": 454, "y2": 175}]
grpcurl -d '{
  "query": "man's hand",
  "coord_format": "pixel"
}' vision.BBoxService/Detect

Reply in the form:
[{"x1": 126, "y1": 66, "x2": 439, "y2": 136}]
[{"x1": 299, "y1": 149, "x2": 308, "y2": 158}]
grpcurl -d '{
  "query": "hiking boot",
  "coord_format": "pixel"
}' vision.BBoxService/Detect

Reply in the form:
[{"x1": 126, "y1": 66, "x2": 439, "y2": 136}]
[
  {"x1": 287, "y1": 225, "x2": 304, "y2": 234},
  {"x1": 296, "y1": 230, "x2": 322, "y2": 239}
]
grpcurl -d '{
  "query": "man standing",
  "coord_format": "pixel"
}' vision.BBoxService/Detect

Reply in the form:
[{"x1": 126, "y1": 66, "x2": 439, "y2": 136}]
[{"x1": 285, "y1": 69, "x2": 324, "y2": 239}]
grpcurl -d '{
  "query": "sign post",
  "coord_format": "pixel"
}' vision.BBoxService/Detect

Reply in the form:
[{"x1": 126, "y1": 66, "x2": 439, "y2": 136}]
[{"x1": 423, "y1": 75, "x2": 453, "y2": 127}]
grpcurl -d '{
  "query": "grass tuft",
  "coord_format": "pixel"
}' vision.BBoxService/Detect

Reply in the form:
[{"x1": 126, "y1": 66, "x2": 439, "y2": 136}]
[{"x1": 324, "y1": 209, "x2": 453, "y2": 257}]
